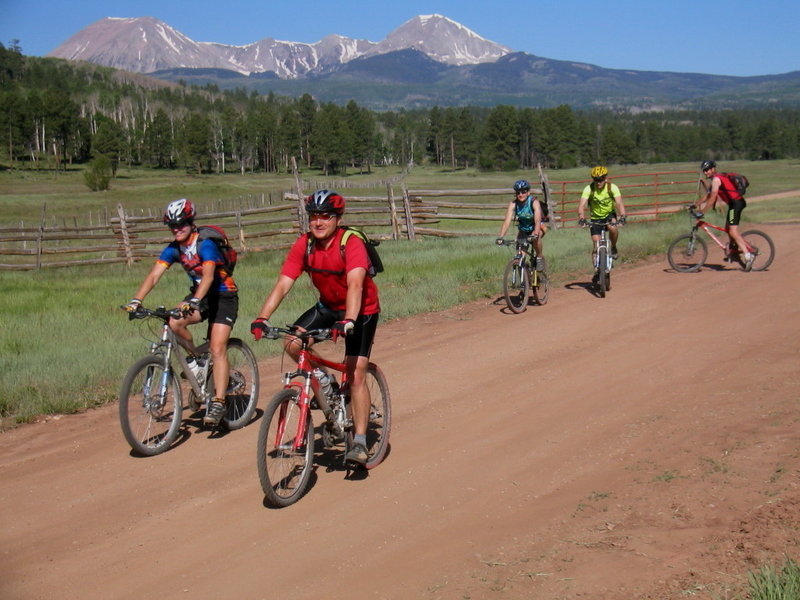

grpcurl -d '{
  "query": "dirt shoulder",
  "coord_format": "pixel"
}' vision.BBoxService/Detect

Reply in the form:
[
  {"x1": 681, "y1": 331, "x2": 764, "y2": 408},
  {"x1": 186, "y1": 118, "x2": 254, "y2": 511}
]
[{"x1": 1, "y1": 224, "x2": 798, "y2": 600}]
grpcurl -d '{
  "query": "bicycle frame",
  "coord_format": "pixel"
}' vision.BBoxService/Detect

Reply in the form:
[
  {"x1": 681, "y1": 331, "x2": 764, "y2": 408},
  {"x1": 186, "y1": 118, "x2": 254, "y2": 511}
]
[
  {"x1": 502, "y1": 236, "x2": 541, "y2": 286},
  {"x1": 131, "y1": 307, "x2": 208, "y2": 402},
  {"x1": 151, "y1": 317, "x2": 208, "y2": 400},
  {"x1": 692, "y1": 216, "x2": 756, "y2": 256},
  {"x1": 276, "y1": 330, "x2": 349, "y2": 452}
]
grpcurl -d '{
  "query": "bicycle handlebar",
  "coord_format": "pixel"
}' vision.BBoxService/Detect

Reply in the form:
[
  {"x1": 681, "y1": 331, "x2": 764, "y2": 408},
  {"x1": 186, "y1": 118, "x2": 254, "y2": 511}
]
[
  {"x1": 121, "y1": 305, "x2": 183, "y2": 321},
  {"x1": 496, "y1": 235, "x2": 538, "y2": 247},
  {"x1": 265, "y1": 325, "x2": 333, "y2": 342},
  {"x1": 579, "y1": 218, "x2": 624, "y2": 229},
  {"x1": 685, "y1": 204, "x2": 705, "y2": 219}
]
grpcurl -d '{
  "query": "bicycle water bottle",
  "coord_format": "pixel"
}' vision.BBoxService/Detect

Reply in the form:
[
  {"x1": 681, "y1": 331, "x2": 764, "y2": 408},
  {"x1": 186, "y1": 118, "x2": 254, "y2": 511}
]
[{"x1": 313, "y1": 368, "x2": 334, "y2": 400}]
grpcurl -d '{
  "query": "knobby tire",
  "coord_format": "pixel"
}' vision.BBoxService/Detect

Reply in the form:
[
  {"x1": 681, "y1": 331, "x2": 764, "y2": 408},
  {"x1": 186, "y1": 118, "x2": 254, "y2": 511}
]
[
  {"x1": 119, "y1": 355, "x2": 183, "y2": 456},
  {"x1": 532, "y1": 268, "x2": 549, "y2": 305},
  {"x1": 346, "y1": 363, "x2": 392, "y2": 470},
  {"x1": 257, "y1": 388, "x2": 314, "y2": 508},
  {"x1": 220, "y1": 338, "x2": 260, "y2": 430},
  {"x1": 668, "y1": 233, "x2": 707, "y2": 273},
  {"x1": 741, "y1": 230, "x2": 775, "y2": 271},
  {"x1": 503, "y1": 258, "x2": 530, "y2": 313},
  {"x1": 597, "y1": 247, "x2": 608, "y2": 298}
]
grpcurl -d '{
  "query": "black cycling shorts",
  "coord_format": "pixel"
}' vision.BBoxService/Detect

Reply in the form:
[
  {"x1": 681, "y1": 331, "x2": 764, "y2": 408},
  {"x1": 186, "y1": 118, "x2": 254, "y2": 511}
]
[
  {"x1": 590, "y1": 214, "x2": 617, "y2": 236},
  {"x1": 184, "y1": 291, "x2": 238, "y2": 329},
  {"x1": 294, "y1": 302, "x2": 379, "y2": 358},
  {"x1": 725, "y1": 198, "x2": 747, "y2": 227}
]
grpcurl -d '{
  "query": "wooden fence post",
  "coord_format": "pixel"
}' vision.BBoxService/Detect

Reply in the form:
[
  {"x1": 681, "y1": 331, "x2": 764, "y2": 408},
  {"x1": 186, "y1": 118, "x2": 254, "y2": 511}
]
[
  {"x1": 291, "y1": 156, "x2": 307, "y2": 232},
  {"x1": 36, "y1": 203, "x2": 46, "y2": 270},
  {"x1": 387, "y1": 183, "x2": 400, "y2": 240},
  {"x1": 116, "y1": 203, "x2": 134, "y2": 267},
  {"x1": 401, "y1": 186, "x2": 416, "y2": 241},
  {"x1": 538, "y1": 164, "x2": 558, "y2": 230}
]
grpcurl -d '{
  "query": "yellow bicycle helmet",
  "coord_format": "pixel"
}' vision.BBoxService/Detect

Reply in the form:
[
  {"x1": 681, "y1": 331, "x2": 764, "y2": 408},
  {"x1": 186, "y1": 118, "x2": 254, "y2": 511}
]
[{"x1": 590, "y1": 166, "x2": 608, "y2": 180}]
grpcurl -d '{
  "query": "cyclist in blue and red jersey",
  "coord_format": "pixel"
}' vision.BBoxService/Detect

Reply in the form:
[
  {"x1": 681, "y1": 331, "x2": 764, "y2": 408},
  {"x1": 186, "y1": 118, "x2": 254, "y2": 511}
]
[
  {"x1": 124, "y1": 199, "x2": 238, "y2": 426},
  {"x1": 695, "y1": 160, "x2": 754, "y2": 271},
  {"x1": 496, "y1": 179, "x2": 548, "y2": 271},
  {"x1": 250, "y1": 190, "x2": 380, "y2": 467}
]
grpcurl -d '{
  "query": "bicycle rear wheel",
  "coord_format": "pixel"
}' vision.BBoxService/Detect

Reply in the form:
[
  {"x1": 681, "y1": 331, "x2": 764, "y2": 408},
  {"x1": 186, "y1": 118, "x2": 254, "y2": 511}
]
[
  {"x1": 503, "y1": 258, "x2": 530, "y2": 313},
  {"x1": 346, "y1": 363, "x2": 392, "y2": 470},
  {"x1": 597, "y1": 247, "x2": 608, "y2": 298},
  {"x1": 221, "y1": 338, "x2": 260, "y2": 430},
  {"x1": 667, "y1": 233, "x2": 707, "y2": 273},
  {"x1": 532, "y1": 268, "x2": 549, "y2": 305},
  {"x1": 119, "y1": 355, "x2": 183, "y2": 456},
  {"x1": 741, "y1": 230, "x2": 775, "y2": 271},
  {"x1": 257, "y1": 388, "x2": 314, "y2": 508}
]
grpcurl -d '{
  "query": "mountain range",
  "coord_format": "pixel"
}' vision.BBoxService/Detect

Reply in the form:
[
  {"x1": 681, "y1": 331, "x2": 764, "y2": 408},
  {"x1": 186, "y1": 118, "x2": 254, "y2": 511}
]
[{"x1": 48, "y1": 15, "x2": 800, "y2": 110}]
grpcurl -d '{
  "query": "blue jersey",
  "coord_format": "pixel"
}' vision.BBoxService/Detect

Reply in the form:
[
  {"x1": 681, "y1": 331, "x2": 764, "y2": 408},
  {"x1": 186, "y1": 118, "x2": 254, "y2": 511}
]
[
  {"x1": 157, "y1": 232, "x2": 238, "y2": 293},
  {"x1": 514, "y1": 195, "x2": 537, "y2": 234}
]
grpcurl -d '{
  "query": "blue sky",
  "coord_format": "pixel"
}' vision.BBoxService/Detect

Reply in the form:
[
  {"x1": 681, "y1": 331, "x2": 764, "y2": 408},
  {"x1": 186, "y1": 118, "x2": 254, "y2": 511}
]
[{"x1": 3, "y1": 0, "x2": 798, "y2": 77}]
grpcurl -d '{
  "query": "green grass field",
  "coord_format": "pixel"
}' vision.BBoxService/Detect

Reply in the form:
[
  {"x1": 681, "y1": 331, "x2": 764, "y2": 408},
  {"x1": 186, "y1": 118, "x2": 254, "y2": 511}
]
[{"x1": 0, "y1": 160, "x2": 798, "y2": 429}]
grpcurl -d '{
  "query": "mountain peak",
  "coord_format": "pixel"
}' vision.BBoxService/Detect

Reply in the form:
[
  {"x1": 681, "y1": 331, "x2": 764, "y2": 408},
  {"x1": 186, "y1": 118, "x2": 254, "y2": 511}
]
[
  {"x1": 48, "y1": 14, "x2": 513, "y2": 76},
  {"x1": 379, "y1": 14, "x2": 511, "y2": 65}
]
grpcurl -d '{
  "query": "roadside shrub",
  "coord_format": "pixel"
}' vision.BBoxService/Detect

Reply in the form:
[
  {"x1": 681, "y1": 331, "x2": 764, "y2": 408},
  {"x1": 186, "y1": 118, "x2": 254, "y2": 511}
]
[{"x1": 84, "y1": 155, "x2": 112, "y2": 191}]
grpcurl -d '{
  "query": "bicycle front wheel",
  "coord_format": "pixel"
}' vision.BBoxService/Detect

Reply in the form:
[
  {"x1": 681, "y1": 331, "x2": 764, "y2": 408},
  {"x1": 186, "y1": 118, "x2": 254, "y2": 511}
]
[
  {"x1": 119, "y1": 355, "x2": 183, "y2": 456},
  {"x1": 668, "y1": 233, "x2": 707, "y2": 273},
  {"x1": 741, "y1": 230, "x2": 775, "y2": 271},
  {"x1": 532, "y1": 268, "x2": 549, "y2": 305},
  {"x1": 257, "y1": 388, "x2": 314, "y2": 508},
  {"x1": 349, "y1": 363, "x2": 392, "y2": 470},
  {"x1": 222, "y1": 338, "x2": 260, "y2": 430},
  {"x1": 503, "y1": 259, "x2": 530, "y2": 313},
  {"x1": 597, "y1": 247, "x2": 608, "y2": 298}
]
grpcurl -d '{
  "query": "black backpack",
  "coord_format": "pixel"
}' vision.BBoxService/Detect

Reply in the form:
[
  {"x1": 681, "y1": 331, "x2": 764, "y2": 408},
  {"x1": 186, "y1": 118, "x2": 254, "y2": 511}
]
[
  {"x1": 305, "y1": 226, "x2": 383, "y2": 277},
  {"x1": 719, "y1": 172, "x2": 749, "y2": 200},
  {"x1": 196, "y1": 225, "x2": 238, "y2": 274}
]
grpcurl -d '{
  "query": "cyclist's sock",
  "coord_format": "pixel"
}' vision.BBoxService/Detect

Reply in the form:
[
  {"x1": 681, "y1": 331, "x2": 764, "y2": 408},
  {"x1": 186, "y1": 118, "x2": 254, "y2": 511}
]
[{"x1": 354, "y1": 433, "x2": 367, "y2": 447}]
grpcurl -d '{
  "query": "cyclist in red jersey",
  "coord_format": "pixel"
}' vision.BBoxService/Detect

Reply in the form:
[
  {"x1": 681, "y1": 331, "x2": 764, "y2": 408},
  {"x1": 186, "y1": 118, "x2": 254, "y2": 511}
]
[
  {"x1": 696, "y1": 160, "x2": 754, "y2": 271},
  {"x1": 124, "y1": 199, "x2": 238, "y2": 426},
  {"x1": 251, "y1": 190, "x2": 380, "y2": 467}
]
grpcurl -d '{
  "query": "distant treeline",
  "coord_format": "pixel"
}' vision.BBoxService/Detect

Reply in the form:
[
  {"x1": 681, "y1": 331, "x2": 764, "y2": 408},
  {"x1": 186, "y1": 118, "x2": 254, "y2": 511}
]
[{"x1": 2, "y1": 42, "x2": 799, "y2": 175}]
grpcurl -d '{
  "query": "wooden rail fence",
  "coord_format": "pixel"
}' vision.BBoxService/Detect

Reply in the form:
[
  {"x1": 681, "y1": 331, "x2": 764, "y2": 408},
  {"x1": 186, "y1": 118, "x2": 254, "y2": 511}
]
[{"x1": 0, "y1": 171, "x2": 702, "y2": 271}]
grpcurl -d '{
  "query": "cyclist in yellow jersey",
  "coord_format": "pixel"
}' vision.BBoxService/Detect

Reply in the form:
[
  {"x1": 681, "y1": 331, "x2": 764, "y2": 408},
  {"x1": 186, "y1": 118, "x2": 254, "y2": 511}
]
[{"x1": 578, "y1": 166, "x2": 627, "y2": 283}]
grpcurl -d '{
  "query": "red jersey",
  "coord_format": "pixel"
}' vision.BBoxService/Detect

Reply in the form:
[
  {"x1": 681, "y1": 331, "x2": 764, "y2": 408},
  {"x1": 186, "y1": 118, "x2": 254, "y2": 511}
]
[
  {"x1": 713, "y1": 174, "x2": 741, "y2": 205},
  {"x1": 281, "y1": 228, "x2": 380, "y2": 314}
]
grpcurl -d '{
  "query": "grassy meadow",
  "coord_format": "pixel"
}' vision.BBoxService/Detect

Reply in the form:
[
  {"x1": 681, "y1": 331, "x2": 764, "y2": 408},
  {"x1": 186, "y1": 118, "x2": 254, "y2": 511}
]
[{"x1": 0, "y1": 160, "x2": 798, "y2": 428}]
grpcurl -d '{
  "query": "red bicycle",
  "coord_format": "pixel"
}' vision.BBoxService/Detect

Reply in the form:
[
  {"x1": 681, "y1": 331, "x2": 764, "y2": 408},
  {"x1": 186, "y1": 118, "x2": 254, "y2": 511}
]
[
  {"x1": 667, "y1": 205, "x2": 775, "y2": 273},
  {"x1": 256, "y1": 326, "x2": 391, "y2": 508}
]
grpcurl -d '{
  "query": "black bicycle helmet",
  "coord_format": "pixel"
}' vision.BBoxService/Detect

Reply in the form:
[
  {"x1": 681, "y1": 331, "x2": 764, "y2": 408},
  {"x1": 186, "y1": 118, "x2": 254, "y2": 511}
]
[
  {"x1": 513, "y1": 179, "x2": 530, "y2": 194},
  {"x1": 700, "y1": 160, "x2": 716, "y2": 172},
  {"x1": 163, "y1": 198, "x2": 196, "y2": 227},
  {"x1": 305, "y1": 189, "x2": 345, "y2": 215}
]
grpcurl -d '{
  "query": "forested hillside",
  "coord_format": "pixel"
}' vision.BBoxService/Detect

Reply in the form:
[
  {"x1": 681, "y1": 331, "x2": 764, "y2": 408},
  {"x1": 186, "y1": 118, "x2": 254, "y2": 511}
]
[{"x1": 1, "y1": 43, "x2": 799, "y2": 176}]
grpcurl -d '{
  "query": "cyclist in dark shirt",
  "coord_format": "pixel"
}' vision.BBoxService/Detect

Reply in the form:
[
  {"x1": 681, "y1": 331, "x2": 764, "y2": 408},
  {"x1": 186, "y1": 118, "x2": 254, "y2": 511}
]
[
  {"x1": 124, "y1": 199, "x2": 238, "y2": 426},
  {"x1": 496, "y1": 179, "x2": 547, "y2": 271}
]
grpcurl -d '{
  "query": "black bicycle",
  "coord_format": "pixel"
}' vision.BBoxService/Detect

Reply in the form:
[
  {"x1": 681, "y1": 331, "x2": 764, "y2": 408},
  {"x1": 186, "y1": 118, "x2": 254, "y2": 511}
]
[{"x1": 497, "y1": 236, "x2": 550, "y2": 313}]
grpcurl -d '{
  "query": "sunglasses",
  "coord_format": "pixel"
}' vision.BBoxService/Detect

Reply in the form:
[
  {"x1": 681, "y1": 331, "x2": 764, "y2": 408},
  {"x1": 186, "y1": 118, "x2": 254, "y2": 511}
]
[
  {"x1": 309, "y1": 212, "x2": 336, "y2": 221},
  {"x1": 168, "y1": 222, "x2": 191, "y2": 231}
]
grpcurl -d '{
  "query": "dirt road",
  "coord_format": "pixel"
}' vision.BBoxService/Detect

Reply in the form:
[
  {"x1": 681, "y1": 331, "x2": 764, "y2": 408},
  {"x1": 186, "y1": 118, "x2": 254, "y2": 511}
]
[{"x1": 2, "y1": 223, "x2": 798, "y2": 599}]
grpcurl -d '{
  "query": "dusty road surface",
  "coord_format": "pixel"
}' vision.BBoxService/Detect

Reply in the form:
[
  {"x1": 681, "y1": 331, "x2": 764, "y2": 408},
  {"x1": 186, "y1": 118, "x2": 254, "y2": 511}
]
[{"x1": 2, "y1": 223, "x2": 798, "y2": 600}]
